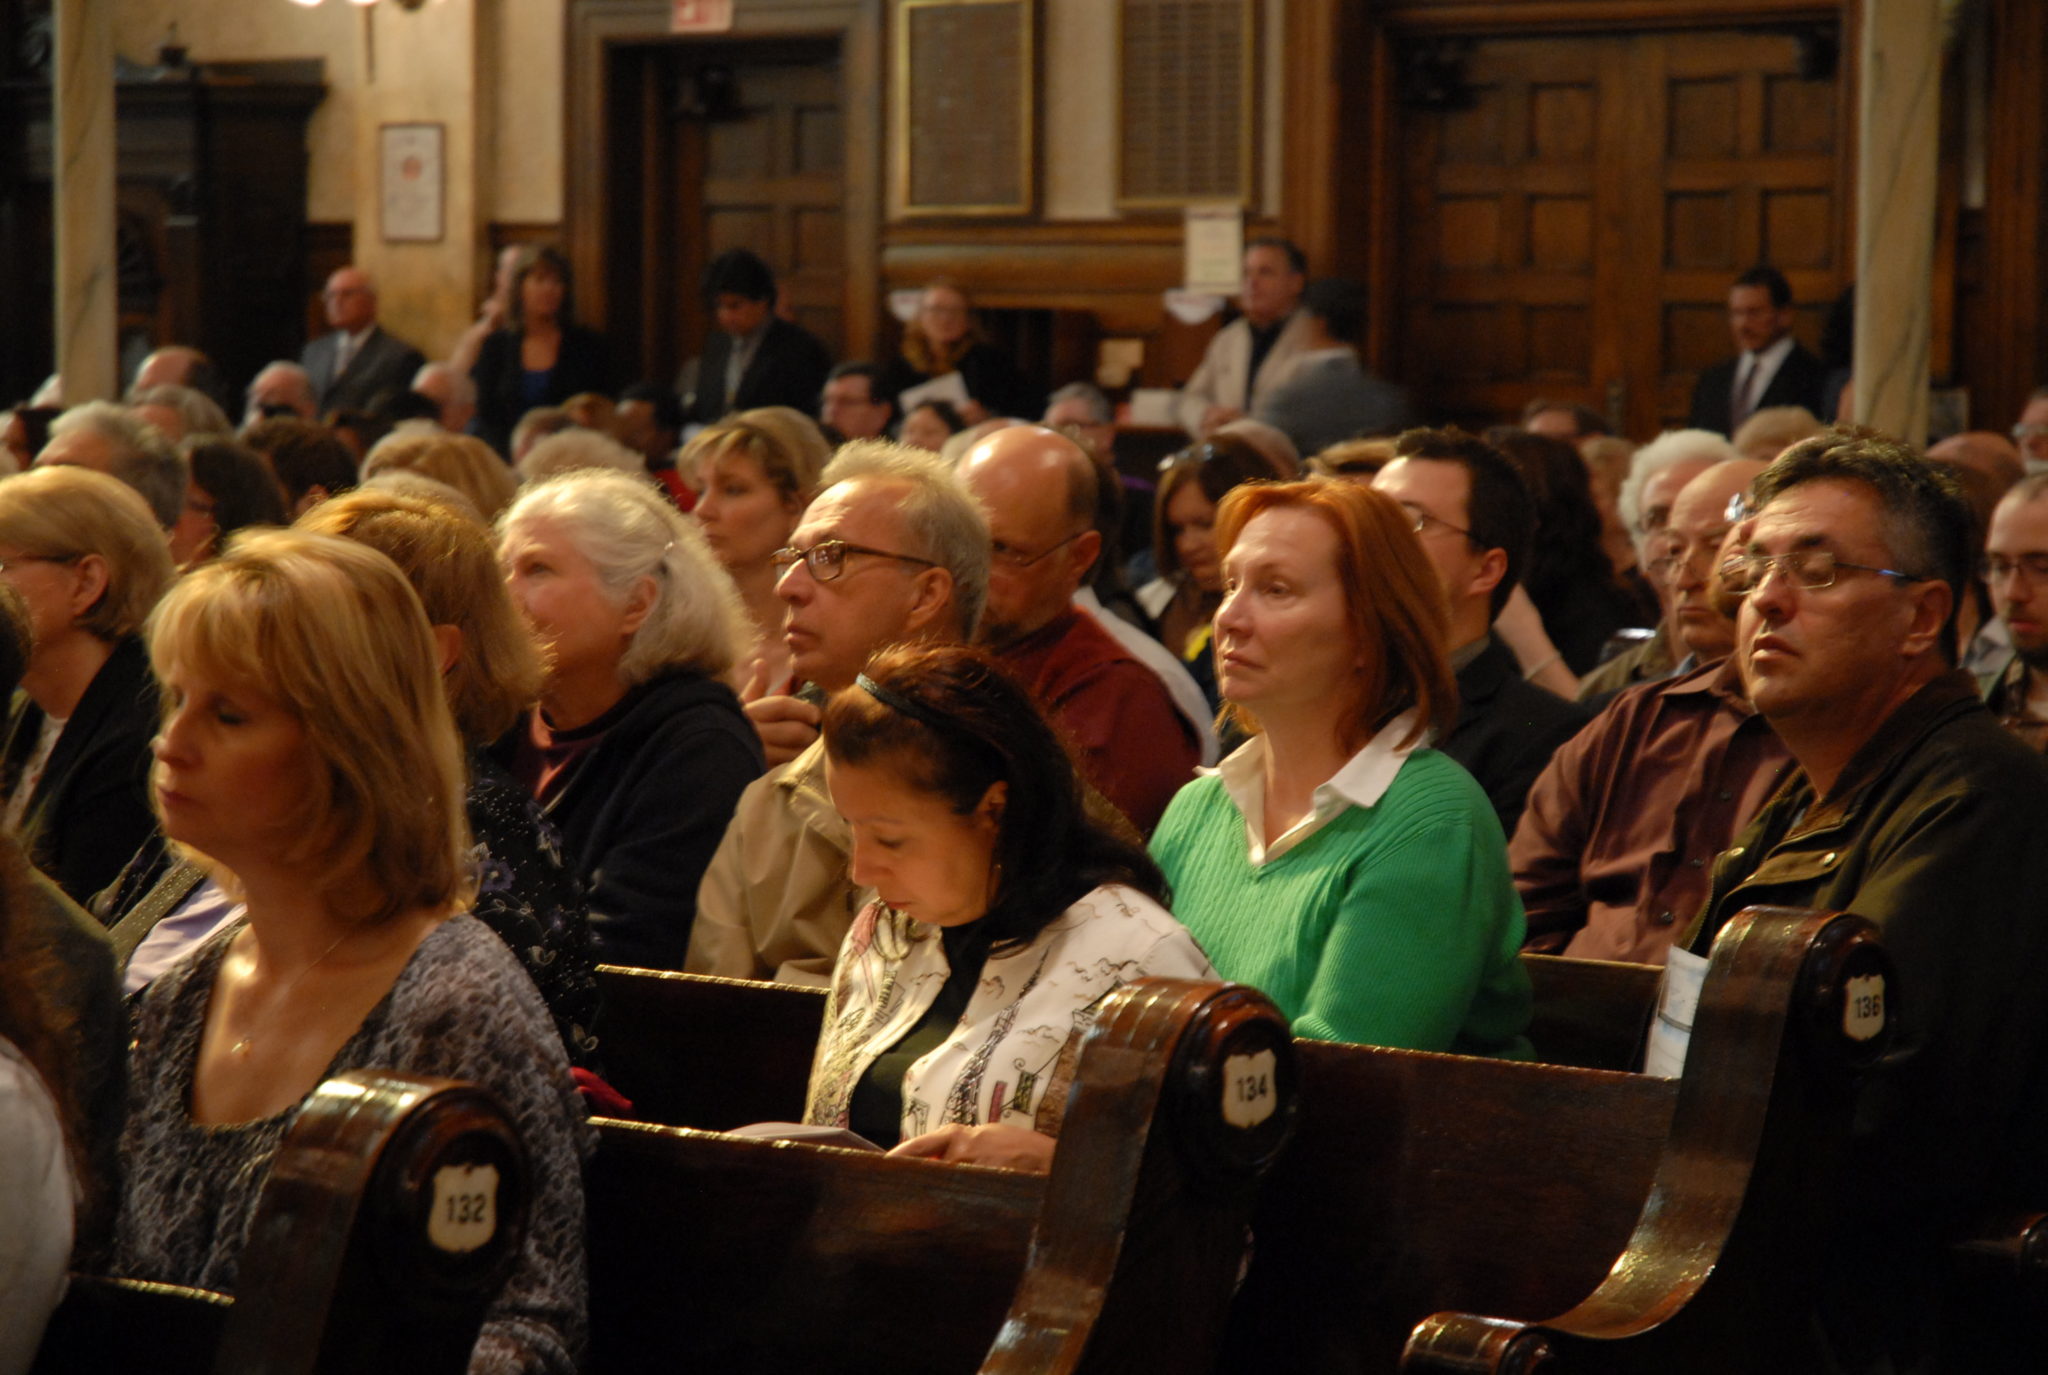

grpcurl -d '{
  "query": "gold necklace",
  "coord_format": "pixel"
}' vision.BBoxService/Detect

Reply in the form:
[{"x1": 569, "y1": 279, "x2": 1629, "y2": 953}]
[{"x1": 227, "y1": 929, "x2": 353, "y2": 1058}]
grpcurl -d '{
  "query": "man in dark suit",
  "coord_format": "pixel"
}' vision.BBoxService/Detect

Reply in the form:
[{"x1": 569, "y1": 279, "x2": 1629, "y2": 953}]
[
  {"x1": 1372, "y1": 428, "x2": 1590, "y2": 836},
  {"x1": 299, "y1": 266, "x2": 427, "y2": 415},
  {"x1": 683, "y1": 248, "x2": 833, "y2": 425},
  {"x1": 1687, "y1": 265, "x2": 1828, "y2": 436}
]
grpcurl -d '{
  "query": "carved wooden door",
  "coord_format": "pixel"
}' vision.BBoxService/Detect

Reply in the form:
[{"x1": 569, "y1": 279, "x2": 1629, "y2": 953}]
[
  {"x1": 671, "y1": 40, "x2": 846, "y2": 363},
  {"x1": 1387, "y1": 27, "x2": 1846, "y2": 438}
]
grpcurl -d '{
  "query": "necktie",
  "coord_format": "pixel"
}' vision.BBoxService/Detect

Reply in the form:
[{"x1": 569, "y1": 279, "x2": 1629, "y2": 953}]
[{"x1": 1732, "y1": 356, "x2": 1762, "y2": 429}]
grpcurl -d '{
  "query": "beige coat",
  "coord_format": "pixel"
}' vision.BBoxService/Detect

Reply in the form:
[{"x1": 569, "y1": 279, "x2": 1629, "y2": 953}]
[
  {"x1": 686, "y1": 740, "x2": 859, "y2": 986},
  {"x1": 1173, "y1": 309, "x2": 1317, "y2": 435}
]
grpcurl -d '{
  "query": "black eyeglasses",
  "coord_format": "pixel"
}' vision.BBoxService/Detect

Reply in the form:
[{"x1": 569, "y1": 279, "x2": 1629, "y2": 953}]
[
  {"x1": 1981, "y1": 553, "x2": 2048, "y2": 585},
  {"x1": 771, "y1": 539, "x2": 938, "y2": 582},
  {"x1": 1717, "y1": 548, "x2": 1924, "y2": 595},
  {"x1": 990, "y1": 531, "x2": 1085, "y2": 570}
]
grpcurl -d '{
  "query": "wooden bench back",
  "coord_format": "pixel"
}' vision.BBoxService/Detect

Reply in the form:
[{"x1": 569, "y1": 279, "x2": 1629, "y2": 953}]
[
  {"x1": 585, "y1": 978, "x2": 1297, "y2": 1375},
  {"x1": 1218, "y1": 905, "x2": 1893, "y2": 1373},
  {"x1": 36, "y1": 1070, "x2": 529, "y2": 1375}
]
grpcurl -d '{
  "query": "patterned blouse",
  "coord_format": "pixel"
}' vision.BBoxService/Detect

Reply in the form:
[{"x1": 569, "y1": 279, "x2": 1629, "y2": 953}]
[
  {"x1": 107, "y1": 914, "x2": 593, "y2": 1375},
  {"x1": 804, "y1": 884, "x2": 1214, "y2": 1143}
]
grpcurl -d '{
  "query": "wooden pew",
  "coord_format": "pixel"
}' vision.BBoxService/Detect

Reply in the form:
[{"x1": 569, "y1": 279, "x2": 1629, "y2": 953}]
[
  {"x1": 1210, "y1": 905, "x2": 1893, "y2": 1373},
  {"x1": 592, "y1": 950, "x2": 1666, "y2": 1131},
  {"x1": 35, "y1": 1070, "x2": 529, "y2": 1375},
  {"x1": 583, "y1": 977, "x2": 1297, "y2": 1374}
]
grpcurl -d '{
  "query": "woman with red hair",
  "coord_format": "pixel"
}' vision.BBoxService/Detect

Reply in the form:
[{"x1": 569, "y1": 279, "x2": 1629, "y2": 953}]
[{"x1": 1149, "y1": 479, "x2": 1531, "y2": 1054}]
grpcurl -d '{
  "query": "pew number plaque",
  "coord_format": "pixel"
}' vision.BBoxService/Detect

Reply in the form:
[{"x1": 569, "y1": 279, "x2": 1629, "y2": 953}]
[
  {"x1": 1844, "y1": 973, "x2": 1886, "y2": 1042},
  {"x1": 1222, "y1": 1048, "x2": 1278, "y2": 1129},
  {"x1": 429, "y1": 1162, "x2": 500, "y2": 1254}
]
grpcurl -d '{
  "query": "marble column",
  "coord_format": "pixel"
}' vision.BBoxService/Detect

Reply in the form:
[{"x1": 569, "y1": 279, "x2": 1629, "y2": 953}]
[
  {"x1": 52, "y1": 0, "x2": 117, "y2": 405},
  {"x1": 1852, "y1": 0, "x2": 1943, "y2": 443}
]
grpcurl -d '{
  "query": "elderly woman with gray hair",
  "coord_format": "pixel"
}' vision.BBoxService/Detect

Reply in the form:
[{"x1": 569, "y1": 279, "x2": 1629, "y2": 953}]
[{"x1": 495, "y1": 468, "x2": 764, "y2": 970}]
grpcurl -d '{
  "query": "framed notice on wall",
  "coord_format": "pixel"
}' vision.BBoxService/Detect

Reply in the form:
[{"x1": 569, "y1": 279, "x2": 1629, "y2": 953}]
[
  {"x1": 380, "y1": 123, "x2": 445, "y2": 244},
  {"x1": 893, "y1": 0, "x2": 1035, "y2": 218}
]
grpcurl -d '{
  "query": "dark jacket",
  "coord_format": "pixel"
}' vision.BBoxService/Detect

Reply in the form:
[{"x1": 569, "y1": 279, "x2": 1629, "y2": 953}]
[
  {"x1": 1686, "y1": 341, "x2": 1829, "y2": 435},
  {"x1": 471, "y1": 324, "x2": 613, "y2": 456},
  {"x1": 878, "y1": 341, "x2": 1039, "y2": 422},
  {"x1": 1438, "y1": 636, "x2": 1591, "y2": 838},
  {"x1": 494, "y1": 670, "x2": 764, "y2": 973},
  {"x1": 1686, "y1": 671, "x2": 2048, "y2": 1369},
  {"x1": 684, "y1": 316, "x2": 834, "y2": 425},
  {"x1": 2, "y1": 635, "x2": 159, "y2": 907},
  {"x1": 300, "y1": 324, "x2": 428, "y2": 414}
]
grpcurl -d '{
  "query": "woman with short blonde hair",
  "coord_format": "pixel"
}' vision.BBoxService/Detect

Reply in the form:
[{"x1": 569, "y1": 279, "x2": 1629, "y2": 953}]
[
  {"x1": 0, "y1": 466, "x2": 175, "y2": 903},
  {"x1": 496, "y1": 469, "x2": 764, "y2": 969},
  {"x1": 105, "y1": 529, "x2": 588, "y2": 1372},
  {"x1": 681, "y1": 409, "x2": 830, "y2": 693},
  {"x1": 298, "y1": 489, "x2": 599, "y2": 1061},
  {"x1": 361, "y1": 428, "x2": 519, "y2": 522}
]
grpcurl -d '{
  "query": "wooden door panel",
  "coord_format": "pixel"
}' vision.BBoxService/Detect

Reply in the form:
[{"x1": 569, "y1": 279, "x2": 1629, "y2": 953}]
[{"x1": 1390, "y1": 25, "x2": 1846, "y2": 438}]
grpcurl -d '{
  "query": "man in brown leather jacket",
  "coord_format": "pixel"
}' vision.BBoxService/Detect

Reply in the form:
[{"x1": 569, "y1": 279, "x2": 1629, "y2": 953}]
[{"x1": 1684, "y1": 432, "x2": 2048, "y2": 1373}]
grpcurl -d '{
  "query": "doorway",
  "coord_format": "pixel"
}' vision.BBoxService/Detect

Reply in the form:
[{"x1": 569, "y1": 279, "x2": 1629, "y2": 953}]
[
  {"x1": 1379, "y1": 25, "x2": 1848, "y2": 437},
  {"x1": 603, "y1": 36, "x2": 846, "y2": 389}
]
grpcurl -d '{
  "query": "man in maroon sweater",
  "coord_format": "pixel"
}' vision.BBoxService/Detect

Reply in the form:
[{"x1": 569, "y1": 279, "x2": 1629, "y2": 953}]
[{"x1": 958, "y1": 426, "x2": 1200, "y2": 834}]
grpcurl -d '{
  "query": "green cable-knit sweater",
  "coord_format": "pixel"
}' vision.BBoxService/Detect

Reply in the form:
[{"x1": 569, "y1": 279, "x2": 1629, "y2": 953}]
[{"x1": 1151, "y1": 747, "x2": 1532, "y2": 1056}]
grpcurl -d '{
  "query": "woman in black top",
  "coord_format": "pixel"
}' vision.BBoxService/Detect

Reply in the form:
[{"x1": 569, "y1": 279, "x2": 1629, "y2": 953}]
[
  {"x1": 877, "y1": 280, "x2": 1037, "y2": 423},
  {"x1": 471, "y1": 246, "x2": 611, "y2": 457}
]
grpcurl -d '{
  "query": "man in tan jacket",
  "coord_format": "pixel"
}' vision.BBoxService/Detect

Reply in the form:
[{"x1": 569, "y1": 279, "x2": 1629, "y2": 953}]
[
  {"x1": 686, "y1": 443, "x2": 991, "y2": 984},
  {"x1": 1173, "y1": 237, "x2": 1316, "y2": 438}
]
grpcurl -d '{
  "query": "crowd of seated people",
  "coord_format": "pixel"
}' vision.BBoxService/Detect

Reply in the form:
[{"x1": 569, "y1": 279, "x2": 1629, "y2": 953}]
[{"x1": 4, "y1": 239, "x2": 2048, "y2": 1374}]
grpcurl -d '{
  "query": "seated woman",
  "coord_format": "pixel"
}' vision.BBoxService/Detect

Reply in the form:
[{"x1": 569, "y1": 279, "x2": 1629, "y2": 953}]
[
  {"x1": 1135, "y1": 435, "x2": 1277, "y2": 713},
  {"x1": 496, "y1": 469, "x2": 764, "y2": 970},
  {"x1": 0, "y1": 466, "x2": 175, "y2": 905},
  {"x1": 167, "y1": 437, "x2": 288, "y2": 570},
  {"x1": 877, "y1": 280, "x2": 1037, "y2": 424},
  {"x1": 471, "y1": 246, "x2": 611, "y2": 458},
  {"x1": 804, "y1": 643, "x2": 1214, "y2": 1172},
  {"x1": 681, "y1": 408, "x2": 830, "y2": 696},
  {"x1": 0, "y1": 829, "x2": 82, "y2": 1375},
  {"x1": 1150, "y1": 479, "x2": 1532, "y2": 1055},
  {"x1": 107, "y1": 529, "x2": 587, "y2": 1373}
]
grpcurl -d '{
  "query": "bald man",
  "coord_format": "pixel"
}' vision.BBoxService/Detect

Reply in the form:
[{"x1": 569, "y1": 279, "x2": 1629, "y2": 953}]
[
  {"x1": 300, "y1": 266, "x2": 426, "y2": 414},
  {"x1": 957, "y1": 426, "x2": 1199, "y2": 834},
  {"x1": 1512, "y1": 458, "x2": 1791, "y2": 963}
]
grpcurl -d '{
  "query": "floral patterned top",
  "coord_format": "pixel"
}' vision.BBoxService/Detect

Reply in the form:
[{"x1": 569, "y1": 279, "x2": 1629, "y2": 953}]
[
  {"x1": 106, "y1": 914, "x2": 593, "y2": 1375},
  {"x1": 803, "y1": 884, "x2": 1214, "y2": 1142}
]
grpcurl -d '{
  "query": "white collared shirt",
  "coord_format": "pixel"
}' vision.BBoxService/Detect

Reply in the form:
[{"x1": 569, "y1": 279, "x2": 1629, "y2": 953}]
[
  {"x1": 1206, "y1": 710, "x2": 1423, "y2": 866},
  {"x1": 1733, "y1": 333, "x2": 1796, "y2": 414}
]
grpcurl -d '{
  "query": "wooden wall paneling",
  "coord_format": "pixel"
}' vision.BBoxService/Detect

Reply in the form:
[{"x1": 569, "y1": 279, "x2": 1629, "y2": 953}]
[
  {"x1": 1281, "y1": 0, "x2": 1342, "y2": 273},
  {"x1": 1969, "y1": 0, "x2": 2048, "y2": 430},
  {"x1": 303, "y1": 220, "x2": 354, "y2": 343},
  {"x1": 1376, "y1": 0, "x2": 1840, "y2": 31}
]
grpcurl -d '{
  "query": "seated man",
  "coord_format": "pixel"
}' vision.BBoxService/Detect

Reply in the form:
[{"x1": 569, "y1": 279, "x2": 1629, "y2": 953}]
[
  {"x1": 1174, "y1": 237, "x2": 1315, "y2": 439},
  {"x1": 819, "y1": 362, "x2": 895, "y2": 443},
  {"x1": 1681, "y1": 432, "x2": 2048, "y2": 1369},
  {"x1": 1579, "y1": 430, "x2": 1735, "y2": 701},
  {"x1": 1251, "y1": 277, "x2": 1411, "y2": 458},
  {"x1": 1980, "y1": 471, "x2": 2048, "y2": 748},
  {"x1": 957, "y1": 426, "x2": 1200, "y2": 833},
  {"x1": 1511, "y1": 458, "x2": 1788, "y2": 963},
  {"x1": 684, "y1": 249, "x2": 833, "y2": 425},
  {"x1": 1372, "y1": 428, "x2": 1589, "y2": 835},
  {"x1": 688, "y1": 442, "x2": 990, "y2": 983}
]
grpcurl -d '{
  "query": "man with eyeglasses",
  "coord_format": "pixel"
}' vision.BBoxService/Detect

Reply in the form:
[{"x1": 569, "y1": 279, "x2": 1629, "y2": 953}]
[
  {"x1": 1673, "y1": 432, "x2": 2048, "y2": 1371},
  {"x1": 957, "y1": 427, "x2": 1199, "y2": 835},
  {"x1": 688, "y1": 442, "x2": 992, "y2": 984},
  {"x1": 1371, "y1": 429, "x2": 1589, "y2": 837},
  {"x1": 1980, "y1": 473, "x2": 2048, "y2": 749},
  {"x1": 1513, "y1": 458, "x2": 1789, "y2": 964}
]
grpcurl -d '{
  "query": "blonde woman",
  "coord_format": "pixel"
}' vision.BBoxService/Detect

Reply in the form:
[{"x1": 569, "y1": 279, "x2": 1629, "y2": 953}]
[
  {"x1": 360, "y1": 428, "x2": 519, "y2": 522},
  {"x1": 105, "y1": 530, "x2": 587, "y2": 1373},
  {"x1": 496, "y1": 469, "x2": 764, "y2": 970},
  {"x1": 877, "y1": 280, "x2": 1036, "y2": 424},
  {"x1": 682, "y1": 409, "x2": 830, "y2": 696},
  {"x1": 0, "y1": 466, "x2": 174, "y2": 903}
]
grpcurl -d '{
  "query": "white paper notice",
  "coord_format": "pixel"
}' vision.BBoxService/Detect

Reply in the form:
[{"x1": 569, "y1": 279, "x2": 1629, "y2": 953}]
[
  {"x1": 897, "y1": 370, "x2": 971, "y2": 415},
  {"x1": 1643, "y1": 945, "x2": 1710, "y2": 1079},
  {"x1": 1184, "y1": 204, "x2": 1245, "y2": 296}
]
